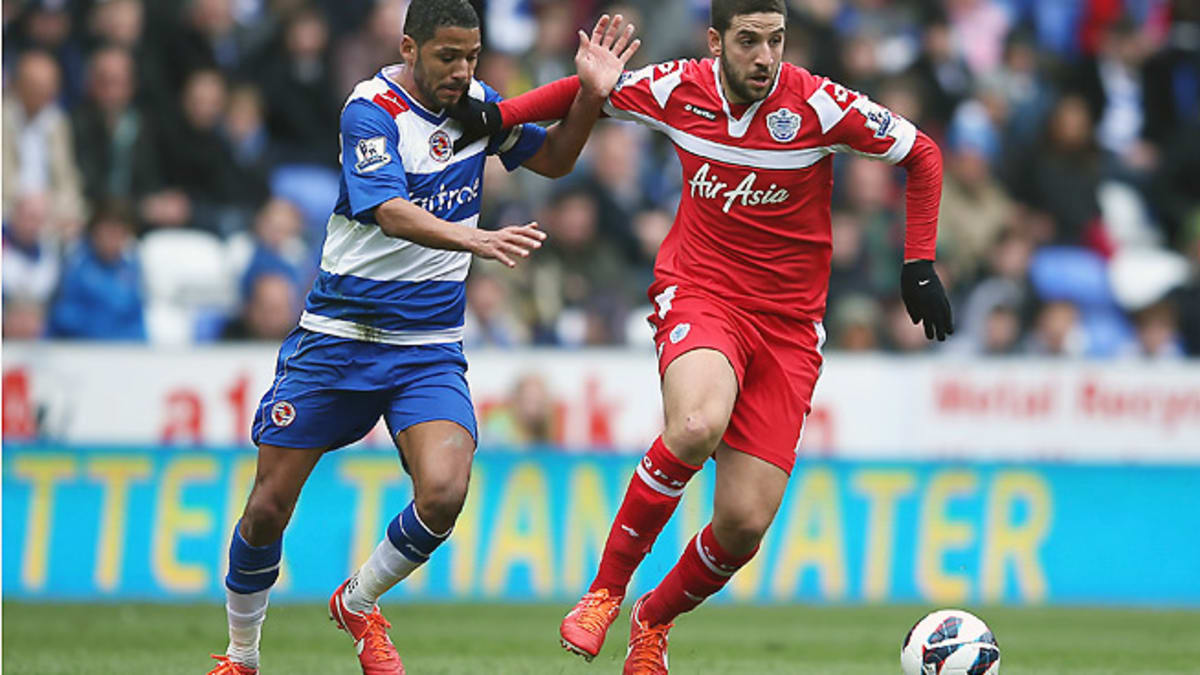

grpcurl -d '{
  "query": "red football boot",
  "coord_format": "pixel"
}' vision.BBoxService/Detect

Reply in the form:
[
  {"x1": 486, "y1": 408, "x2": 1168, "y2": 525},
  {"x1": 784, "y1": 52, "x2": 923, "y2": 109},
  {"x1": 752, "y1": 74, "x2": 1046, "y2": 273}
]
[
  {"x1": 560, "y1": 588, "x2": 624, "y2": 661},
  {"x1": 206, "y1": 654, "x2": 258, "y2": 675},
  {"x1": 329, "y1": 578, "x2": 405, "y2": 675},
  {"x1": 623, "y1": 593, "x2": 672, "y2": 675}
]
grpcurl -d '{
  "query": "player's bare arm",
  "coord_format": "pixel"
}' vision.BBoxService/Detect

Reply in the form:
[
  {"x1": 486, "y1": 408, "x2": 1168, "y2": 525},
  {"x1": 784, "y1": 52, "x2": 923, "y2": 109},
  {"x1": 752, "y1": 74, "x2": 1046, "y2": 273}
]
[
  {"x1": 373, "y1": 196, "x2": 545, "y2": 268},
  {"x1": 517, "y1": 14, "x2": 640, "y2": 178}
]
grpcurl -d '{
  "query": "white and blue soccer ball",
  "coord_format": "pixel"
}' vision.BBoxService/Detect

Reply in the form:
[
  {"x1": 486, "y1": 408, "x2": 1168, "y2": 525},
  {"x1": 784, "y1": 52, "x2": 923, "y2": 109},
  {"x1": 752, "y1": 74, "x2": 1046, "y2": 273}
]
[{"x1": 901, "y1": 609, "x2": 1000, "y2": 675}]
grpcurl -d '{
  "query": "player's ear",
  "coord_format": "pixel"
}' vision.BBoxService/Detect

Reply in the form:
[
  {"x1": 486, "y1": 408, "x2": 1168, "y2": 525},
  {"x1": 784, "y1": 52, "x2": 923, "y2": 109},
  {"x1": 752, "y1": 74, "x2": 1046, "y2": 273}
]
[
  {"x1": 707, "y1": 27, "x2": 722, "y2": 59},
  {"x1": 400, "y1": 35, "x2": 419, "y2": 66}
]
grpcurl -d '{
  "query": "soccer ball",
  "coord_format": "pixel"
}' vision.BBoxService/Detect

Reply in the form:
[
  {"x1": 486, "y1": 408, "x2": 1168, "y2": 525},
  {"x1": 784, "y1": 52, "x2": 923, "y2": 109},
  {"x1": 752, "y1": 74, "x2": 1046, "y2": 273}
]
[{"x1": 900, "y1": 609, "x2": 1000, "y2": 675}]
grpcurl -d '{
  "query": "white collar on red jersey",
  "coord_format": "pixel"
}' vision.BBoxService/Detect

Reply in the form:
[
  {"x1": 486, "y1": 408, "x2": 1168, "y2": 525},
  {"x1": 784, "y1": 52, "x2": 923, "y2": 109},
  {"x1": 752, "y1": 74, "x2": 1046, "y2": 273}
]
[{"x1": 711, "y1": 57, "x2": 782, "y2": 139}]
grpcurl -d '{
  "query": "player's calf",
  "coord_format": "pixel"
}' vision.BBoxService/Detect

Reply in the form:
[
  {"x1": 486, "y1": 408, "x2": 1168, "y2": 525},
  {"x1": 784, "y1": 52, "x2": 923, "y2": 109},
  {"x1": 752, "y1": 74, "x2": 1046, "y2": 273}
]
[
  {"x1": 587, "y1": 438, "x2": 702, "y2": 597},
  {"x1": 638, "y1": 524, "x2": 758, "y2": 627}
]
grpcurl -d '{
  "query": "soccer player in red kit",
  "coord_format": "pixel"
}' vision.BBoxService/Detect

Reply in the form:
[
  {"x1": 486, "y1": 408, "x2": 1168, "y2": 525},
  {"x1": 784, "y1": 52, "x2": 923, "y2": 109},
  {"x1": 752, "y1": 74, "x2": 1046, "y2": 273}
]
[{"x1": 452, "y1": 1, "x2": 952, "y2": 672}]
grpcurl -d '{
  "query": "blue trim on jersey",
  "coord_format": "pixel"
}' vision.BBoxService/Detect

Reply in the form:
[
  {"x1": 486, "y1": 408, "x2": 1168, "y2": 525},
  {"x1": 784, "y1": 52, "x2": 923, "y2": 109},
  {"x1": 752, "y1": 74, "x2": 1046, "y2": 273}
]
[
  {"x1": 379, "y1": 73, "x2": 447, "y2": 125},
  {"x1": 304, "y1": 271, "x2": 466, "y2": 332}
]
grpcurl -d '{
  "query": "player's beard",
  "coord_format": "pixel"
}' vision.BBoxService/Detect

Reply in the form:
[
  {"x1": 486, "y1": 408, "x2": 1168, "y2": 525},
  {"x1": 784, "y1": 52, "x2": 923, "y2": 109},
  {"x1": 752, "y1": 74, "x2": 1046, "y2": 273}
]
[
  {"x1": 720, "y1": 54, "x2": 774, "y2": 104},
  {"x1": 412, "y1": 55, "x2": 465, "y2": 110},
  {"x1": 411, "y1": 56, "x2": 442, "y2": 108}
]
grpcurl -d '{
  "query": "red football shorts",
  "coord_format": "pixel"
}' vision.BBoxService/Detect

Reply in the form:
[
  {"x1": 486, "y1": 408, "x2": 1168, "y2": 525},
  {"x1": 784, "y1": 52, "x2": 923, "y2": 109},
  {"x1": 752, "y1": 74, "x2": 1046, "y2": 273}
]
[{"x1": 647, "y1": 279, "x2": 825, "y2": 474}]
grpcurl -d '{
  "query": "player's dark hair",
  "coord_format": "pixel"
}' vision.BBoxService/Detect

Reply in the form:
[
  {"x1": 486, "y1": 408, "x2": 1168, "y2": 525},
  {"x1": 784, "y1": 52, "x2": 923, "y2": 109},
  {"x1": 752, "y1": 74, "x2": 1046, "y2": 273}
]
[
  {"x1": 710, "y1": 0, "x2": 787, "y2": 34},
  {"x1": 403, "y1": 0, "x2": 480, "y2": 45}
]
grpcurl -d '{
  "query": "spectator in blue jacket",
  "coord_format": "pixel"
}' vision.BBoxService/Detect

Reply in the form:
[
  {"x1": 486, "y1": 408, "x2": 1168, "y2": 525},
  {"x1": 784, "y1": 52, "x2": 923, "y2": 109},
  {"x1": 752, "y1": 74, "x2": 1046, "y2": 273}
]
[{"x1": 48, "y1": 201, "x2": 146, "y2": 340}]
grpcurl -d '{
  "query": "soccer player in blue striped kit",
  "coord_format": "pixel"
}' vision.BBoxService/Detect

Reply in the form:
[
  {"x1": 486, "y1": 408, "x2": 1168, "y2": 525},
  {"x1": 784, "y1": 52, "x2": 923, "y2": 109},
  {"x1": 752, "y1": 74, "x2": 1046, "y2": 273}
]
[{"x1": 205, "y1": 4, "x2": 640, "y2": 674}]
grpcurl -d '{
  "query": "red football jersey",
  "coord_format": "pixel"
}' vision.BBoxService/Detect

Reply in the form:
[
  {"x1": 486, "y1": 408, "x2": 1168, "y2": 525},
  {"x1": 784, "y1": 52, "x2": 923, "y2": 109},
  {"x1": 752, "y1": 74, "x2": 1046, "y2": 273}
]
[{"x1": 604, "y1": 59, "x2": 921, "y2": 321}]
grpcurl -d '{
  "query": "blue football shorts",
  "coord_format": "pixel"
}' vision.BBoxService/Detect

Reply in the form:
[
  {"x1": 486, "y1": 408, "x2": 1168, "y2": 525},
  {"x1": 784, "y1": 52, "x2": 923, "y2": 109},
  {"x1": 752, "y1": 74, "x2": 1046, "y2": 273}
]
[{"x1": 251, "y1": 327, "x2": 477, "y2": 451}]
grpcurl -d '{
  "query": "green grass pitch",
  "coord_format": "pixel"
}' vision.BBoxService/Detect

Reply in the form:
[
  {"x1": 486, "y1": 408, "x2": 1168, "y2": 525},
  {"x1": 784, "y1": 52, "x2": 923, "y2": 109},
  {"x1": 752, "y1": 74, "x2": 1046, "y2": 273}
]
[{"x1": 4, "y1": 602, "x2": 1199, "y2": 673}]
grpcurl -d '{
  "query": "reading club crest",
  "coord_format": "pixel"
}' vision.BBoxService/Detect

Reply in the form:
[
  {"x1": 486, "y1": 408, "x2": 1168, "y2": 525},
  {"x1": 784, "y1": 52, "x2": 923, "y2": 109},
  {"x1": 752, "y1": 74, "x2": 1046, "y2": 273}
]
[
  {"x1": 271, "y1": 401, "x2": 296, "y2": 427},
  {"x1": 766, "y1": 108, "x2": 801, "y2": 143},
  {"x1": 429, "y1": 130, "x2": 453, "y2": 161}
]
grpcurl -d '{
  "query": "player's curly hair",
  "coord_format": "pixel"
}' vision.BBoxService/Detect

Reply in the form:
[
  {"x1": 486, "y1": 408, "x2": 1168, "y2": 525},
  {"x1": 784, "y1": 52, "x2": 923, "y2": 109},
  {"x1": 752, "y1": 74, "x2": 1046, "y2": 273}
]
[
  {"x1": 710, "y1": 0, "x2": 787, "y2": 34},
  {"x1": 403, "y1": 0, "x2": 480, "y2": 45}
]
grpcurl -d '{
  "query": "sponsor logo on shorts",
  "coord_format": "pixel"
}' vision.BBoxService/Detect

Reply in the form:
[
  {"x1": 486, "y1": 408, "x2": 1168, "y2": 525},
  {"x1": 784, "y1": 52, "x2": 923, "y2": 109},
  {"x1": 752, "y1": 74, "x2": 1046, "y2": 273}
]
[
  {"x1": 271, "y1": 401, "x2": 296, "y2": 427},
  {"x1": 429, "y1": 129, "x2": 453, "y2": 162},
  {"x1": 669, "y1": 322, "x2": 691, "y2": 344}
]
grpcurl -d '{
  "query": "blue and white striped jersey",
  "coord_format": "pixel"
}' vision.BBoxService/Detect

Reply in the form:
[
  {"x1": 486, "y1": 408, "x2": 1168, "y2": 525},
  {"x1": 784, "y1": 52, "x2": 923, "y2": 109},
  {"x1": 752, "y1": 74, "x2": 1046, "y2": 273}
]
[{"x1": 298, "y1": 65, "x2": 546, "y2": 345}]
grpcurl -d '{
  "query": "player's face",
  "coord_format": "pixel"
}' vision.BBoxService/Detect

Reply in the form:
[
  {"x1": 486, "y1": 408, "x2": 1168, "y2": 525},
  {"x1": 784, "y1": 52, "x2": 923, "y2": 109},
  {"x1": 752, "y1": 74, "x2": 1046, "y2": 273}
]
[
  {"x1": 710, "y1": 13, "x2": 785, "y2": 104},
  {"x1": 404, "y1": 26, "x2": 481, "y2": 109}
]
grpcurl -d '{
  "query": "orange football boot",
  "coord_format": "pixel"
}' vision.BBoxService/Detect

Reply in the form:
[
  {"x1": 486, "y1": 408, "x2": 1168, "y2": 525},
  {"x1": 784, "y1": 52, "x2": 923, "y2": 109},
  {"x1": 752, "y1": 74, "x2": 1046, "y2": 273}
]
[
  {"x1": 206, "y1": 654, "x2": 258, "y2": 675},
  {"x1": 623, "y1": 593, "x2": 672, "y2": 675},
  {"x1": 329, "y1": 578, "x2": 406, "y2": 675},
  {"x1": 560, "y1": 588, "x2": 624, "y2": 661}
]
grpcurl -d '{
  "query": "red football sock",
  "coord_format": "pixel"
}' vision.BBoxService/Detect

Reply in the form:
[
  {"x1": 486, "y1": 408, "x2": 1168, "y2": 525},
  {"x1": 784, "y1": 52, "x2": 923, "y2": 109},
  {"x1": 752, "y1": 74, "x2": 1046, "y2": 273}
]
[
  {"x1": 639, "y1": 523, "x2": 758, "y2": 627},
  {"x1": 588, "y1": 437, "x2": 702, "y2": 597}
]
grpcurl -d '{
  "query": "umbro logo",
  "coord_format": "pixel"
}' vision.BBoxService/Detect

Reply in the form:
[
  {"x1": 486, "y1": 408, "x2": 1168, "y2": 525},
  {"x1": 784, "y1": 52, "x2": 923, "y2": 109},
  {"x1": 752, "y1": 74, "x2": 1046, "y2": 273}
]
[{"x1": 684, "y1": 103, "x2": 717, "y2": 121}]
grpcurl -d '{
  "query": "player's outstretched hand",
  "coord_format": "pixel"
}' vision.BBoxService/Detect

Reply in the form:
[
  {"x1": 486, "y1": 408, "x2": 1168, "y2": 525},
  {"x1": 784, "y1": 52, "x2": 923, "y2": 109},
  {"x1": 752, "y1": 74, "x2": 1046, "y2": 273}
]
[
  {"x1": 576, "y1": 14, "x2": 641, "y2": 98},
  {"x1": 468, "y1": 222, "x2": 547, "y2": 268},
  {"x1": 900, "y1": 260, "x2": 955, "y2": 341}
]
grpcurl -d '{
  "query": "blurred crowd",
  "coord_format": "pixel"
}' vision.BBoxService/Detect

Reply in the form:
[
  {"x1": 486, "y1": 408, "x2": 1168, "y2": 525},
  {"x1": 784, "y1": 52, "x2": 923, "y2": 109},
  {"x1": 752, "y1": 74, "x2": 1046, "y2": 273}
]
[{"x1": 3, "y1": 0, "x2": 1199, "y2": 358}]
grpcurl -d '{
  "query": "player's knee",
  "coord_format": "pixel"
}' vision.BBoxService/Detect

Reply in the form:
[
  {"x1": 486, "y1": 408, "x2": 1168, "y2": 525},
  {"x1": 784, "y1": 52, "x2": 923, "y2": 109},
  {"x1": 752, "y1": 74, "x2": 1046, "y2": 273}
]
[
  {"x1": 414, "y1": 476, "x2": 468, "y2": 533},
  {"x1": 664, "y1": 413, "x2": 724, "y2": 462},
  {"x1": 242, "y1": 491, "x2": 294, "y2": 542},
  {"x1": 711, "y1": 511, "x2": 771, "y2": 556}
]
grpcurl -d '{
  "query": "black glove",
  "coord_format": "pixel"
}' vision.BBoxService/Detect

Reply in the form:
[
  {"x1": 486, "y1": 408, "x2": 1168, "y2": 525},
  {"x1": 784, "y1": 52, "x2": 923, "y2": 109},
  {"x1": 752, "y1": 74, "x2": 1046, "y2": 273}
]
[
  {"x1": 448, "y1": 95, "x2": 504, "y2": 153},
  {"x1": 900, "y1": 260, "x2": 954, "y2": 341}
]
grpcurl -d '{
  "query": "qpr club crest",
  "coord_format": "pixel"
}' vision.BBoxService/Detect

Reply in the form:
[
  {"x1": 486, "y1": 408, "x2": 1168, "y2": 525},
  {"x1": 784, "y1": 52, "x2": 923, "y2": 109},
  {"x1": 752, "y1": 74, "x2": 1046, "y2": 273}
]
[
  {"x1": 271, "y1": 401, "x2": 296, "y2": 427},
  {"x1": 766, "y1": 107, "x2": 801, "y2": 143},
  {"x1": 669, "y1": 322, "x2": 691, "y2": 344},
  {"x1": 429, "y1": 129, "x2": 453, "y2": 161}
]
